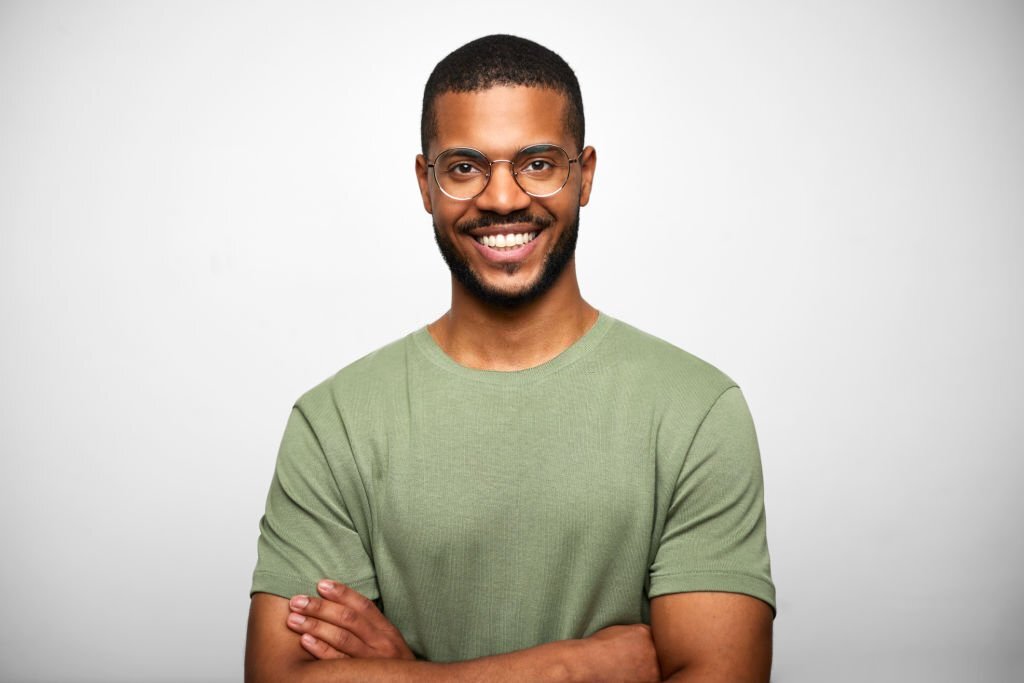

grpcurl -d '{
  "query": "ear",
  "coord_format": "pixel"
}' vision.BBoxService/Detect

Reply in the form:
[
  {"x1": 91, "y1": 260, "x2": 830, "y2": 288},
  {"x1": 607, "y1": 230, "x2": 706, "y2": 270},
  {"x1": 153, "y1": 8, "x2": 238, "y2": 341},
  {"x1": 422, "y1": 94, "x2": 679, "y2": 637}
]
[
  {"x1": 415, "y1": 154, "x2": 433, "y2": 214},
  {"x1": 578, "y1": 146, "x2": 597, "y2": 207}
]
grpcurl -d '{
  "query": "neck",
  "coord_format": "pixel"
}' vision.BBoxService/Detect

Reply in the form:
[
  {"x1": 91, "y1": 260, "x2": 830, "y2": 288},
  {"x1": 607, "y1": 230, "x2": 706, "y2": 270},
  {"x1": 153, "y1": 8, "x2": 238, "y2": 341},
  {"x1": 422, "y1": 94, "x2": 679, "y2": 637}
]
[{"x1": 427, "y1": 261, "x2": 599, "y2": 371}]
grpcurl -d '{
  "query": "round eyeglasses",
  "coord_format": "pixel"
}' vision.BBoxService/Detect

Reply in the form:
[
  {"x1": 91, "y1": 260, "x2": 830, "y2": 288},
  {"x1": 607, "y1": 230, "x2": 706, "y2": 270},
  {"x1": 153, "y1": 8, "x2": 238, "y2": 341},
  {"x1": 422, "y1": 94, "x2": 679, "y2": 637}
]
[{"x1": 427, "y1": 144, "x2": 584, "y2": 201}]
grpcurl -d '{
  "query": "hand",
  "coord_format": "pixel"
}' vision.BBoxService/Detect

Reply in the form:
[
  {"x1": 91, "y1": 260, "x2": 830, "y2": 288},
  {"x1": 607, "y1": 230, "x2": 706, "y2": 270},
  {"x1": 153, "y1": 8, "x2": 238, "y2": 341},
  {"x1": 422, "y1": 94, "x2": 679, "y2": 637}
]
[
  {"x1": 286, "y1": 580, "x2": 416, "y2": 661},
  {"x1": 580, "y1": 624, "x2": 661, "y2": 683}
]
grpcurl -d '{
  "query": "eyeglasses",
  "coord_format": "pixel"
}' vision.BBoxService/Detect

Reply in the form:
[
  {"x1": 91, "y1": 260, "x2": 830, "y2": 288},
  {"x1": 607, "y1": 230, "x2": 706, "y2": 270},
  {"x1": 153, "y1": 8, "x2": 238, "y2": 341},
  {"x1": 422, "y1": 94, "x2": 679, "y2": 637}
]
[{"x1": 427, "y1": 143, "x2": 584, "y2": 201}]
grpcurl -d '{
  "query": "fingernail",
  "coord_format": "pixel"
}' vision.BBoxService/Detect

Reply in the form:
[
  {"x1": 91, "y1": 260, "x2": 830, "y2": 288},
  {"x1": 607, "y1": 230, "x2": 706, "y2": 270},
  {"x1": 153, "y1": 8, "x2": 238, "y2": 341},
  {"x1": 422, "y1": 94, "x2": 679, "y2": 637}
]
[
  {"x1": 290, "y1": 595, "x2": 309, "y2": 609},
  {"x1": 301, "y1": 633, "x2": 316, "y2": 645},
  {"x1": 288, "y1": 613, "x2": 306, "y2": 625},
  {"x1": 318, "y1": 580, "x2": 334, "y2": 592}
]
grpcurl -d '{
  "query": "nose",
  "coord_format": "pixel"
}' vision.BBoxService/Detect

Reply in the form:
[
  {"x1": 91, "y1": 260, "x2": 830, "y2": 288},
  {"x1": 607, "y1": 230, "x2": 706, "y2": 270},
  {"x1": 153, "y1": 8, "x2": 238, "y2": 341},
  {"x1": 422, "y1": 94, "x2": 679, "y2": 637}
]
[{"x1": 474, "y1": 160, "x2": 532, "y2": 215}]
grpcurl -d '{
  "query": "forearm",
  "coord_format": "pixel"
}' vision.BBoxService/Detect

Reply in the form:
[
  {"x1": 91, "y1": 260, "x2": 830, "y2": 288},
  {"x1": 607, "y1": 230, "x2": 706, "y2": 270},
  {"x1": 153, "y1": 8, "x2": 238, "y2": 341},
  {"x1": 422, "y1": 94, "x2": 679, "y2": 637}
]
[
  {"x1": 247, "y1": 592, "x2": 657, "y2": 683},
  {"x1": 267, "y1": 639, "x2": 585, "y2": 683}
]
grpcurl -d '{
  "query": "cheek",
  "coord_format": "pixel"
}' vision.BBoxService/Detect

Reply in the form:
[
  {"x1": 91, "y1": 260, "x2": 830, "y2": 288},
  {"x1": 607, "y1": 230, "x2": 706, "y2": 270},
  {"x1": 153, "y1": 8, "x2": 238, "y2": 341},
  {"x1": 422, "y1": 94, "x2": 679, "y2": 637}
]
[
  {"x1": 435, "y1": 205, "x2": 466, "y2": 234},
  {"x1": 535, "y1": 198, "x2": 569, "y2": 223}
]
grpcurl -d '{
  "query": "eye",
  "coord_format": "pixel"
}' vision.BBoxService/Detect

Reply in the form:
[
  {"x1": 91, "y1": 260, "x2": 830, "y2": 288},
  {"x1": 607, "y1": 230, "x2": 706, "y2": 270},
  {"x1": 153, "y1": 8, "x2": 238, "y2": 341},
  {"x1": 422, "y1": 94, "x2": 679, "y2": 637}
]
[
  {"x1": 519, "y1": 158, "x2": 556, "y2": 175},
  {"x1": 447, "y1": 161, "x2": 484, "y2": 176}
]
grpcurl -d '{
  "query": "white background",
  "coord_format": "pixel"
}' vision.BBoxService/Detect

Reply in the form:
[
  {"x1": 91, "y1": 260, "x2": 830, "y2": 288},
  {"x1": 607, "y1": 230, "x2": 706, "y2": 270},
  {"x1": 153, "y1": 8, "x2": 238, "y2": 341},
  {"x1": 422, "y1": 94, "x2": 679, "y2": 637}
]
[{"x1": 1, "y1": 1, "x2": 1022, "y2": 681}]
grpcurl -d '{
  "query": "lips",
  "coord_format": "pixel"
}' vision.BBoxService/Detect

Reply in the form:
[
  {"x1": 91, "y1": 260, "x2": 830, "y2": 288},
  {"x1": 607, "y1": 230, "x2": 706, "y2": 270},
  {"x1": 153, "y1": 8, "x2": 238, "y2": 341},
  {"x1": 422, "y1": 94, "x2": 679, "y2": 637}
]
[
  {"x1": 467, "y1": 227, "x2": 544, "y2": 264},
  {"x1": 473, "y1": 230, "x2": 538, "y2": 249}
]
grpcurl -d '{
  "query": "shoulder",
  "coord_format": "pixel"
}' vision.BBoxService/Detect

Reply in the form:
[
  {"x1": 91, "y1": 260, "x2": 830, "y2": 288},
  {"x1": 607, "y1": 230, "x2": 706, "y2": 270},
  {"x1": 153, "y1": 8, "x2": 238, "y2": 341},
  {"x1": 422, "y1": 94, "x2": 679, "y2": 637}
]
[
  {"x1": 599, "y1": 316, "x2": 738, "y2": 402},
  {"x1": 293, "y1": 332, "x2": 413, "y2": 423}
]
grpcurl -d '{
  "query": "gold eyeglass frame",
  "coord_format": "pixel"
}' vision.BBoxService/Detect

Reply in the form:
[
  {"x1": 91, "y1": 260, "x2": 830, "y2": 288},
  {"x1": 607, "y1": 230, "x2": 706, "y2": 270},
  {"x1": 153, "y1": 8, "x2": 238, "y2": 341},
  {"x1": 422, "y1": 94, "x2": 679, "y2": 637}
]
[{"x1": 427, "y1": 143, "x2": 584, "y2": 201}]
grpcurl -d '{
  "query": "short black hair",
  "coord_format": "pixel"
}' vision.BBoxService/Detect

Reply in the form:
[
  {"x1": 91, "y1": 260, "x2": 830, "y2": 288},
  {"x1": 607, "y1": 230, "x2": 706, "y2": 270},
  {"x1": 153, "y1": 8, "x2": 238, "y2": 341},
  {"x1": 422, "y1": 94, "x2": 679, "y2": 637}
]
[{"x1": 420, "y1": 34, "x2": 585, "y2": 157}]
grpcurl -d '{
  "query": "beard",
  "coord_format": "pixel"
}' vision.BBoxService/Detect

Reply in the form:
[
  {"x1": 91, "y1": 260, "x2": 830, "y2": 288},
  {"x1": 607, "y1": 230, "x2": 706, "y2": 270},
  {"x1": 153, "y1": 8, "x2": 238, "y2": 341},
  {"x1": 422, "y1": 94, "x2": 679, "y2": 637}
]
[{"x1": 432, "y1": 208, "x2": 580, "y2": 308}]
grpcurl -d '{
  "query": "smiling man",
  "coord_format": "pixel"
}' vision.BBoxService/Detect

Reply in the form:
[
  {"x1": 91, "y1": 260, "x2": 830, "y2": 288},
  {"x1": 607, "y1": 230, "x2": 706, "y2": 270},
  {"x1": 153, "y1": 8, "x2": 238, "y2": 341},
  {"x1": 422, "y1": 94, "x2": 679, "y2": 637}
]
[{"x1": 246, "y1": 35, "x2": 775, "y2": 682}]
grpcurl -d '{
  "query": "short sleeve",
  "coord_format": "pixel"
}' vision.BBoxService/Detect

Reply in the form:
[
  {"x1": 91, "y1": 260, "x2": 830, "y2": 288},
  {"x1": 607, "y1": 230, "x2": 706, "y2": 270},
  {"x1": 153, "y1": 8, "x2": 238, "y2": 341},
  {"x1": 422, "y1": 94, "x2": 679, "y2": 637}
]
[
  {"x1": 649, "y1": 386, "x2": 775, "y2": 613},
  {"x1": 250, "y1": 405, "x2": 379, "y2": 600}
]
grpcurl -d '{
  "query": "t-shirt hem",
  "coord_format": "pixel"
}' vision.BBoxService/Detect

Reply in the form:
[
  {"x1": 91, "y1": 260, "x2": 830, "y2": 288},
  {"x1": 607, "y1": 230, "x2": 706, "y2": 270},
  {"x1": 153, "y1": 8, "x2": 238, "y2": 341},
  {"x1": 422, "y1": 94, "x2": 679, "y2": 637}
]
[
  {"x1": 649, "y1": 570, "x2": 776, "y2": 617},
  {"x1": 250, "y1": 570, "x2": 380, "y2": 601}
]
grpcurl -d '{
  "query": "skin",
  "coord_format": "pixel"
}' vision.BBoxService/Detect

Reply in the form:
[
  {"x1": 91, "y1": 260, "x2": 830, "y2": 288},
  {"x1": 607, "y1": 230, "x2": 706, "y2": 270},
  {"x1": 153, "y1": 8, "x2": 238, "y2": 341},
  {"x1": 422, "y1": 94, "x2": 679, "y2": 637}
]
[
  {"x1": 247, "y1": 586, "x2": 659, "y2": 683},
  {"x1": 416, "y1": 86, "x2": 600, "y2": 372},
  {"x1": 245, "y1": 84, "x2": 773, "y2": 682}
]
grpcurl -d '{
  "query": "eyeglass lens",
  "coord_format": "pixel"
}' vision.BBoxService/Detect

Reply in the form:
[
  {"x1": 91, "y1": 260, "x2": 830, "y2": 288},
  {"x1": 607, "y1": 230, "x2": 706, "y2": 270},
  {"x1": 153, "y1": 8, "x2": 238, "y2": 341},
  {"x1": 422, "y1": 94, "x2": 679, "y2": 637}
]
[{"x1": 433, "y1": 145, "x2": 572, "y2": 200}]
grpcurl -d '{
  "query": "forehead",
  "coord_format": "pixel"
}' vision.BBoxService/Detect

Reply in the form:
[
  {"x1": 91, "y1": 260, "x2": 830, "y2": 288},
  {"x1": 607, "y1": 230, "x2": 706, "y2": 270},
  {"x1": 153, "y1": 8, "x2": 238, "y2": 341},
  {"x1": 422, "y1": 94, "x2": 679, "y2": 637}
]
[{"x1": 430, "y1": 85, "x2": 571, "y2": 156}]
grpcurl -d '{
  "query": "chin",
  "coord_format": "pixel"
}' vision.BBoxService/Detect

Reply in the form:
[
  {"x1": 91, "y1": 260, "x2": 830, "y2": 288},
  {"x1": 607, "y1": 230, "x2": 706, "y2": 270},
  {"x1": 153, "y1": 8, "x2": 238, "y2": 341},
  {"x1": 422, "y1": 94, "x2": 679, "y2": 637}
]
[{"x1": 433, "y1": 211, "x2": 580, "y2": 309}]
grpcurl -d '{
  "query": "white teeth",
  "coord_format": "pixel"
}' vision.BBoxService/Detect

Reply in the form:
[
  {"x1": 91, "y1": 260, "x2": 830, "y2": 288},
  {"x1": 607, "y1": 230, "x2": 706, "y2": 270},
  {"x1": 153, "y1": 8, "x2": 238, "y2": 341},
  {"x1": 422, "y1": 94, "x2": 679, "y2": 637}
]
[{"x1": 475, "y1": 231, "x2": 540, "y2": 250}]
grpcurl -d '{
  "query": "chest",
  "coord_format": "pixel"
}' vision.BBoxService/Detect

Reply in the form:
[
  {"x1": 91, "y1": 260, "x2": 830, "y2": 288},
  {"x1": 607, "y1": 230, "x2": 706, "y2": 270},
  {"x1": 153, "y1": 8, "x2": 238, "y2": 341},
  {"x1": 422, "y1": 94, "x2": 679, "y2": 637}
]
[{"x1": 373, "y1": 391, "x2": 657, "y2": 572}]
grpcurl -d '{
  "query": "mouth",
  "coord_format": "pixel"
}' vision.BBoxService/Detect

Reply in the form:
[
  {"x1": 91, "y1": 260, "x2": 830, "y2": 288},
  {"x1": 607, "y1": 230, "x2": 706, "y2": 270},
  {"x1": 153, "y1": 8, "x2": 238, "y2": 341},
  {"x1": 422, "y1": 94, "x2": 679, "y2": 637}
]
[
  {"x1": 471, "y1": 230, "x2": 540, "y2": 250},
  {"x1": 466, "y1": 227, "x2": 545, "y2": 264}
]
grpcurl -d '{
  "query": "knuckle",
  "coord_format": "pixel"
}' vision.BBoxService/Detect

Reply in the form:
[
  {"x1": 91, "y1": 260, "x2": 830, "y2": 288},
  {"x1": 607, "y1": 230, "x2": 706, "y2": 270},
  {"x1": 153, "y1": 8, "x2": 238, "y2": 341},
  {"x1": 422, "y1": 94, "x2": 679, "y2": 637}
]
[
  {"x1": 352, "y1": 594, "x2": 372, "y2": 613},
  {"x1": 337, "y1": 607, "x2": 356, "y2": 626},
  {"x1": 369, "y1": 635, "x2": 395, "y2": 654}
]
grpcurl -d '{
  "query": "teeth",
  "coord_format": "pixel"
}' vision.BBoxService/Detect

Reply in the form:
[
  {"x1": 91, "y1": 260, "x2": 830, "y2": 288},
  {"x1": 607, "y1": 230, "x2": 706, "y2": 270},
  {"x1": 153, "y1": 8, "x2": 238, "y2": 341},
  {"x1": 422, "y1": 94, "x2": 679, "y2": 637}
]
[{"x1": 476, "y1": 232, "x2": 539, "y2": 250}]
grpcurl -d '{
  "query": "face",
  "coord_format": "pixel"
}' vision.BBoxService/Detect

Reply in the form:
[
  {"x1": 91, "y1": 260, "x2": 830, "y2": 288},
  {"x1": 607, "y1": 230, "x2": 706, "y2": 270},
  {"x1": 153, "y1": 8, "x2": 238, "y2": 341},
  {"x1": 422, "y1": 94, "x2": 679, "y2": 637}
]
[{"x1": 416, "y1": 86, "x2": 595, "y2": 307}]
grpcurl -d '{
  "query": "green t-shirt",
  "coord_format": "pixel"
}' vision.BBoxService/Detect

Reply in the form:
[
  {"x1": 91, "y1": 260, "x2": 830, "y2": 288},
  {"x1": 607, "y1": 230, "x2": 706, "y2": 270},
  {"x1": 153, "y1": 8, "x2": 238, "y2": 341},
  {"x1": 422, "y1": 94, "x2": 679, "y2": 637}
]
[{"x1": 251, "y1": 312, "x2": 774, "y2": 662}]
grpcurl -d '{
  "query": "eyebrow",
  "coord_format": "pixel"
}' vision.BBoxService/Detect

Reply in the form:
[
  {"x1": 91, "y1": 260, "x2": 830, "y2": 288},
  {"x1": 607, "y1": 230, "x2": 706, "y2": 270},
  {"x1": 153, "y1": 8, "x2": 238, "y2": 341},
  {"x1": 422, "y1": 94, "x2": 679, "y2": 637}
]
[
  {"x1": 444, "y1": 147, "x2": 488, "y2": 160},
  {"x1": 517, "y1": 143, "x2": 558, "y2": 156}
]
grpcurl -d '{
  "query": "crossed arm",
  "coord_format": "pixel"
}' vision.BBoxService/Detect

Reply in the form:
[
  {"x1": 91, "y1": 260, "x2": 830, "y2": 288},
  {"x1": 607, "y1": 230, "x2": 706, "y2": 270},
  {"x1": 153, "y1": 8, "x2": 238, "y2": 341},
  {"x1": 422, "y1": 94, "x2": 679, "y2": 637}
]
[{"x1": 245, "y1": 581, "x2": 772, "y2": 683}]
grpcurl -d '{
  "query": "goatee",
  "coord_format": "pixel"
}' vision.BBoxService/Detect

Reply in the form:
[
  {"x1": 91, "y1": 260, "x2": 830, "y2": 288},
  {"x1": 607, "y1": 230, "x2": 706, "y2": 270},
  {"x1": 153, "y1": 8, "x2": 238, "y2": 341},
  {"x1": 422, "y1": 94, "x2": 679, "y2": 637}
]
[{"x1": 432, "y1": 210, "x2": 580, "y2": 308}]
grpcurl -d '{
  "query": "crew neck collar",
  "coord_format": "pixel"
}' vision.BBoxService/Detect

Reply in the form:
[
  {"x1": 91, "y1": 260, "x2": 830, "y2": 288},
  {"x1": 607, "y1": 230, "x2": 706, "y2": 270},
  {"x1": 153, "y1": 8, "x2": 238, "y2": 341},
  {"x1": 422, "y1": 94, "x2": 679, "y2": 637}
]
[{"x1": 411, "y1": 311, "x2": 615, "y2": 385}]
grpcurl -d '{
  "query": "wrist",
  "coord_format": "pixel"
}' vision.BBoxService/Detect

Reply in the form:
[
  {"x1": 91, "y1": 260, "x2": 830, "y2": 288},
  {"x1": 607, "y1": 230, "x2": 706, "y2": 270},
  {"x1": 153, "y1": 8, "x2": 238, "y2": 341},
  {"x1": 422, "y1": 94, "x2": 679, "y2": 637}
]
[
  {"x1": 556, "y1": 638, "x2": 595, "y2": 683},
  {"x1": 503, "y1": 637, "x2": 586, "y2": 683}
]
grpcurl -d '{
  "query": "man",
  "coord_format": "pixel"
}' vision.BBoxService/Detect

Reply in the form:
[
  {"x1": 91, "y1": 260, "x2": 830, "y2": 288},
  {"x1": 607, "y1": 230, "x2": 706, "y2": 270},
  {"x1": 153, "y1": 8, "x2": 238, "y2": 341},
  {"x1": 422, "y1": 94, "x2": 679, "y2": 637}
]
[{"x1": 246, "y1": 34, "x2": 774, "y2": 682}]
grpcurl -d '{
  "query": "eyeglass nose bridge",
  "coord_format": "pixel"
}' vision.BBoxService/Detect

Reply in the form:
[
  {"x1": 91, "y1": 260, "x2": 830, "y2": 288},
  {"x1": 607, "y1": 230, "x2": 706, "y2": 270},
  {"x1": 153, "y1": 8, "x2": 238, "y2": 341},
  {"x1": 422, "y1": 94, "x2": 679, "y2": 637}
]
[{"x1": 482, "y1": 158, "x2": 521, "y2": 188}]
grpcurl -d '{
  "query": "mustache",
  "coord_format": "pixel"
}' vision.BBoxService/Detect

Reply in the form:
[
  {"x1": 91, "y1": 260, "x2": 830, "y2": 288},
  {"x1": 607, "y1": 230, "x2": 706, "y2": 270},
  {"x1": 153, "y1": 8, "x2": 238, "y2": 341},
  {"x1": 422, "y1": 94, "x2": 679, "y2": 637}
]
[{"x1": 457, "y1": 211, "x2": 554, "y2": 234}]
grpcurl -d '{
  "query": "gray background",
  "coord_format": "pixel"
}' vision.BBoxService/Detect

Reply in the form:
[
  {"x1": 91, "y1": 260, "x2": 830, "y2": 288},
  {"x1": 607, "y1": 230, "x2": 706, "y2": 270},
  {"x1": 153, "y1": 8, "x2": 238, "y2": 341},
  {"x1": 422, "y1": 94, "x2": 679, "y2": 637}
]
[{"x1": 1, "y1": 1, "x2": 1022, "y2": 681}]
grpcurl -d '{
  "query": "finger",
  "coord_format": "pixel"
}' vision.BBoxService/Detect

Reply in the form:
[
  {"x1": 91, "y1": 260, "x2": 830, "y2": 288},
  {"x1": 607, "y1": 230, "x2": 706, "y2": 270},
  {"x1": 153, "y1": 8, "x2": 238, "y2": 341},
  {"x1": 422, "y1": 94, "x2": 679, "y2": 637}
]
[
  {"x1": 287, "y1": 611, "x2": 377, "y2": 658},
  {"x1": 299, "y1": 633, "x2": 348, "y2": 660},
  {"x1": 313, "y1": 583, "x2": 415, "y2": 659},
  {"x1": 290, "y1": 588, "x2": 387, "y2": 648},
  {"x1": 316, "y1": 581, "x2": 396, "y2": 634}
]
